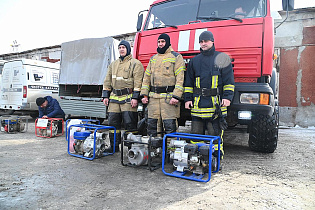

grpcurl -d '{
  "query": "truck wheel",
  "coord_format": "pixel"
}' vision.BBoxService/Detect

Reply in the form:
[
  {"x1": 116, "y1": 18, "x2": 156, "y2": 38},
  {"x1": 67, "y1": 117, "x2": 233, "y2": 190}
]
[
  {"x1": 30, "y1": 111, "x2": 39, "y2": 119},
  {"x1": 248, "y1": 112, "x2": 278, "y2": 153},
  {"x1": 0, "y1": 109, "x2": 15, "y2": 115}
]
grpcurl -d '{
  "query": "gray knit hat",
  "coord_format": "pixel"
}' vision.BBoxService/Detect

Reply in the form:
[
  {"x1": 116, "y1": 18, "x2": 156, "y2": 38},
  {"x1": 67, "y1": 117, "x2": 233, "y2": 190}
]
[{"x1": 199, "y1": 31, "x2": 214, "y2": 42}]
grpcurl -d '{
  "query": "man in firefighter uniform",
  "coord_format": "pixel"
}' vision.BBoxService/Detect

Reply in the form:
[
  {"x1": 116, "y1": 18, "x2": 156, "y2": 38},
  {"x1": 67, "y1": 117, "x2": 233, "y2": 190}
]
[
  {"x1": 141, "y1": 33, "x2": 185, "y2": 136},
  {"x1": 184, "y1": 31, "x2": 235, "y2": 158},
  {"x1": 103, "y1": 40, "x2": 144, "y2": 152}
]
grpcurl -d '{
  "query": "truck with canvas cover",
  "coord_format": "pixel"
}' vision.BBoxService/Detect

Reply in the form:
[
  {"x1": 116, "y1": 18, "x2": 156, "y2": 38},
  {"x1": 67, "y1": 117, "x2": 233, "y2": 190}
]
[
  {"x1": 58, "y1": 37, "x2": 119, "y2": 119},
  {"x1": 0, "y1": 59, "x2": 59, "y2": 117},
  {"x1": 134, "y1": 0, "x2": 294, "y2": 153}
]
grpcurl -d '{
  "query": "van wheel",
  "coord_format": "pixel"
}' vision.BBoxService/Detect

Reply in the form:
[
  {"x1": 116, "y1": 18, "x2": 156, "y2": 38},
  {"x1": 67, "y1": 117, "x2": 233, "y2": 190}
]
[
  {"x1": 0, "y1": 109, "x2": 15, "y2": 115},
  {"x1": 248, "y1": 111, "x2": 278, "y2": 153}
]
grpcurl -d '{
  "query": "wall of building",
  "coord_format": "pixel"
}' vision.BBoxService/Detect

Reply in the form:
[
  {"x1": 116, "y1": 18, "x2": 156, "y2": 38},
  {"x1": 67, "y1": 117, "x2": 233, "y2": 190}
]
[
  {"x1": 0, "y1": 33, "x2": 136, "y2": 63},
  {"x1": 0, "y1": 45, "x2": 62, "y2": 63},
  {"x1": 275, "y1": 8, "x2": 315, "y2": 127}
]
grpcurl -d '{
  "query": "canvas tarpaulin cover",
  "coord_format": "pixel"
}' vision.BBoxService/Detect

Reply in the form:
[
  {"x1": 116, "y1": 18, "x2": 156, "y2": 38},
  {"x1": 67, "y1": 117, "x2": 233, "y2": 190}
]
[{"x1": 59, "y1": 37, "x2": 119, "y2": 85}]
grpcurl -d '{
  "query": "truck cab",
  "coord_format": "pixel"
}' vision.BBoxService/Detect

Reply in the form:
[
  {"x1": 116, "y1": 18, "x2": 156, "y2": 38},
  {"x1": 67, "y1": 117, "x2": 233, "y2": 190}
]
[{"x1": 134, "y1": 0, "x2": 294, "y2": 153}]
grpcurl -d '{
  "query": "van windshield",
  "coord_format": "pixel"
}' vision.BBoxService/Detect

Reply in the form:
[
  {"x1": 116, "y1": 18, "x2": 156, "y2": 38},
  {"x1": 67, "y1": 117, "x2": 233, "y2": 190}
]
[{"x1": 144, "y1": 0, "x2": 266, "y2": 30}]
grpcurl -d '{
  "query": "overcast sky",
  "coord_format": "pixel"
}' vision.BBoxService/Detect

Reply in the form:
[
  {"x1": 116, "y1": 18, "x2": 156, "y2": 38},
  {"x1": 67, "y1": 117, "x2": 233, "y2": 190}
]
[{"x1": 0, "y1": 0, "x2": 314, "y2": 55}]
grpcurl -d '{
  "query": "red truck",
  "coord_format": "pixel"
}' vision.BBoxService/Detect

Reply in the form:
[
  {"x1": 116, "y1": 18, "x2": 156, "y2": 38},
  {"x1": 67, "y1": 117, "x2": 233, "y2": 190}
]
[{"x1": 134, "y1": 0, "x2": 294, "y2": 153}]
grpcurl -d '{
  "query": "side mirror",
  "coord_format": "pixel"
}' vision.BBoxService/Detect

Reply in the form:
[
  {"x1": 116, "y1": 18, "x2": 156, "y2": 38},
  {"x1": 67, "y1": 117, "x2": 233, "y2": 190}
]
[
  {"x1": 137, "y1": 14, "x2": 144, "y2": 32},
  {"x1": 282, "y1": 0, "x2": 294, "y2": 11}
]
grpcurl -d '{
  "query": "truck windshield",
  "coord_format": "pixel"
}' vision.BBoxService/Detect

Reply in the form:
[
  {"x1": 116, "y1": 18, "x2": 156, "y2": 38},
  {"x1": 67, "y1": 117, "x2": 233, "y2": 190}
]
[{"x1": 144, "y1": 0, "x2": 266, "y2": 30}]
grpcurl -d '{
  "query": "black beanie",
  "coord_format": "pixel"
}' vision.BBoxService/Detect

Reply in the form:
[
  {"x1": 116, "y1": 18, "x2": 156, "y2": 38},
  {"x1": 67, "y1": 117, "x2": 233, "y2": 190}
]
[
  {"x1": 157, "y1": 33, "x2": 171, "y2": 54},
  {"x1": 199, "y1": 31, "x2": 214, "y2": 42},
  {"x1": 36, "y1": 97, "x2": 45, "y2": 106},
  {"x1": 118, "y1": 40, "x2": 131, "y2": 60}
]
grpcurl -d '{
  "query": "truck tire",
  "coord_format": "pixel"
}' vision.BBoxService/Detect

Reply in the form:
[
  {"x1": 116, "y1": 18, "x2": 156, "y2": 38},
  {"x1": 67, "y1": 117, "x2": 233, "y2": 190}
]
[
  {"x1": 30, "y1": 111, "x2": 39, "y2": 119},
  {"x1": 248, "y1": 111, "x2": 278, "y2": 153}
]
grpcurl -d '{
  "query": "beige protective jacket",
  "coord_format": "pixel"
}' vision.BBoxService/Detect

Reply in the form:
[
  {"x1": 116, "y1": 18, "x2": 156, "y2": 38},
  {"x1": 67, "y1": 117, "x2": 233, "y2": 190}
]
[
  {"x1": 140, "y1": 46, "x2": 185, "y2": 99},
  {"x1": 103, "y1": 54, "x2": 144, "y2": 102}
]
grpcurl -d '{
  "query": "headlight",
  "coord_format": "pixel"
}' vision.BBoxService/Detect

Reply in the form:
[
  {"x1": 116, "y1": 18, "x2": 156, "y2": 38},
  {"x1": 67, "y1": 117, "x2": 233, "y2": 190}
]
[
  {"x1": 240, "y1": 93, "x2": 270, "y2": 105},
  {"x1": 240, "y1": 93, "x2": 259, "y2": 104},
  {"x1": 238, "y1": 111, "x2": 252, "y2": 120}
]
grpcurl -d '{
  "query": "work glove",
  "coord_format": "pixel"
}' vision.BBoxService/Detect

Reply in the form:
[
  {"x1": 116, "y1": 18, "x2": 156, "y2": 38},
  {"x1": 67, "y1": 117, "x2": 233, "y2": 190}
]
[{"x1": 219, "y1": 116, "x2": 228, "y2": 131}]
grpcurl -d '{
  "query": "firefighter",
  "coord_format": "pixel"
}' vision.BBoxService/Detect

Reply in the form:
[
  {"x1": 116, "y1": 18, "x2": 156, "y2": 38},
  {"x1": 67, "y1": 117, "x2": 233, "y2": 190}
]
[
  {"x1": 140, "y1": 33, "x2": 185, "y2": 136},
  {"x1": 102, "y1": 40, "x2": 144, "y2": 152},
  {"x1": 184, "y1": 31, "x2": 235, "y2": 158}
]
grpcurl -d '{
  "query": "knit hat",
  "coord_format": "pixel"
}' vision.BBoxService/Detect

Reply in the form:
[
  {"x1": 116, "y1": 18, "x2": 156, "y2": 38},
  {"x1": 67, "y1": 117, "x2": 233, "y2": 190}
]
[
  {"x1": 199, "y1": 31, "x2": 214, "y2": 42},
  {"x1": 157, "y1": 33, "x2": 171, "y2": 54},
  {"x1": 36, "y1": 97, "x2": 45, "y2": 106},
  {"x1": 118, "y1": 40, "x2": 131, "y2": 58}
]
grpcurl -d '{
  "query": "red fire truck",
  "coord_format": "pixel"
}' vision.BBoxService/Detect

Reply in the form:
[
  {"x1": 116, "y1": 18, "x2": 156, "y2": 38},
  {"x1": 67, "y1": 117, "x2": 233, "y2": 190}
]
[{"x1": 134, "y1": 0, "x2": 294, "y2": 153}]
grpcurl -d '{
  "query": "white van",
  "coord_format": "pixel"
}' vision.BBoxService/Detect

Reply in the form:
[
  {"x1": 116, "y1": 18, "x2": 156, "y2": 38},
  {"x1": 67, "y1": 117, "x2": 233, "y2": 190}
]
[
  {"x1": 0, "y1": 60, "x2": 7, "y2": 114},
  {"x1": 0, "y1": 59, "x2": 60, "y2": 116}
]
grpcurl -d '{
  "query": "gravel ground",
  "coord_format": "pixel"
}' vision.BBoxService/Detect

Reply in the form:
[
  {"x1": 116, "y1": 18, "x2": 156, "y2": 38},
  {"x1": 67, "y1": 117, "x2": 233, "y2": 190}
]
[{"x1": 0, "y1": 117, "x2": 314, "y2": 210}]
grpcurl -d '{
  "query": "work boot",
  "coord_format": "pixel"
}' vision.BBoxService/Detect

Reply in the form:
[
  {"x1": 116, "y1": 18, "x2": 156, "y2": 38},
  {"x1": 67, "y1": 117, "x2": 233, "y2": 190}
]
[{"x1": 105, "y1": 132, "x2": 121, "y2": 153}]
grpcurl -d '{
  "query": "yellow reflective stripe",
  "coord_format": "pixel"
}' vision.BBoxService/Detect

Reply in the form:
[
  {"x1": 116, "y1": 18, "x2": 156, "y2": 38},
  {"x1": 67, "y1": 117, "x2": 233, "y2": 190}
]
[
  {"x1": 175, "y1": 66, "x2": 185, "y2": 75},
  {"x1": 109, "y1": 130, "x2": 121, "y2": 133},
  {"x1": 195, "y1": 77, "x2": 200, "y2": 88},
  {"x1": 141, "y1": 85, "x2": 150, "y2": 90},
  {"x1": 150, "y1": 59, "x2": 156, "y2": 64},
  {"x1": 211, "y1": 96, "x2": 216, "y2": 107},
  {"x1": 149, "y1": 92, "x2": 173, "y2": 98},
  {"x1": 191, "y1": 112, "x2": 214, "y2": 118},
  {"x1": 175, "y1": 85, "x2": 184, "y2": 91},
  {"x1": 221, "y1": 107, "x2": 227, "y2": 115},
  {"x1": 145, "y1": 69, "x2": 151, "y2": 76},
  {"x1": 213, "y1": 143, "x2": 223, "y2": 150},
  {"x1": 191, "y1": 107, "x2": 216, "y2": 113},
  {"x1": 160, "y1": 93, "x2": 173, "y2": 98},
  {"x1": 109, "y1": 94, "x2": 132, "y2": 101},
  {"x1": 212, "y1": 75, "x2": 218, "y2": 89},
  {"x1": 190, "y1": 140, "x2": 205, "y2": 144},
  {"x1": 193, "y1": 96, "x2": 200, "y2": 108},
  {"x1": 223, "y1": 84, "x2": 235, "y2": 91},
  {"x1": 221, "y1": 110, "x2": 227, "y2": 115},
  {"x1": 162, "y1": 58, "x2": 176, "y2": 63},
  {"x1": 184, "y1": 87, "x2": 193, "y2": 93}
]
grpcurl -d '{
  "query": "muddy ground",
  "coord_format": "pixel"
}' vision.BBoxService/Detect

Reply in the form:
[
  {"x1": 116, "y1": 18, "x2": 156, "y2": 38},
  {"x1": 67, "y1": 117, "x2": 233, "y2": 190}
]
[{"x1": 0, "y1": 117, "x2": 314, "y2": 210}]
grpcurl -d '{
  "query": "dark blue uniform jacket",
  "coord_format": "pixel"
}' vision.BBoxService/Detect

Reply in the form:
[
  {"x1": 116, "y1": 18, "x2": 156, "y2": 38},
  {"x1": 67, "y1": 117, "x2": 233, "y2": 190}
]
[{"x1": 38, "y1": 96, "x2": 65, "y2": 118}]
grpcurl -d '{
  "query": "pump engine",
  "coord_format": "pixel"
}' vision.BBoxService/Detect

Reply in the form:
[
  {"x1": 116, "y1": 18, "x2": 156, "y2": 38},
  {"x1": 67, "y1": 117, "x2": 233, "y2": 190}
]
[
  {"x1": 38, "y1": 120, "x2": 58, "y2": 137},
  {"x1": 73, "y1": 131, "x2": 107, "y2": 158},
  {"x1": 1, "y1": 116, "x2": 27, "y2": 133},
  {"x1": 35, "y1": 118, "x2": 64, "y2": 138},
  {"x1": 123, "y1": 133, "x2": 163, "y2": 169},
  {"x1": 169, "y1": 140, "x2": 217, "y2": 175}
]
